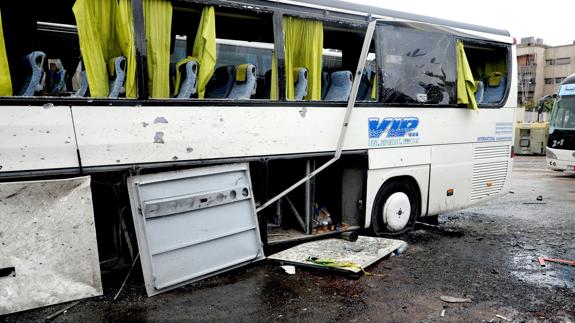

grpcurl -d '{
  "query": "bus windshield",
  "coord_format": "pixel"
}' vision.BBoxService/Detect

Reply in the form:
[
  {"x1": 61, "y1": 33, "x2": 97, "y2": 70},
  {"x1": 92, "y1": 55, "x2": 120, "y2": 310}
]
[{"x1": 552, "y1": 97, "x2": 575, "y2": 130}]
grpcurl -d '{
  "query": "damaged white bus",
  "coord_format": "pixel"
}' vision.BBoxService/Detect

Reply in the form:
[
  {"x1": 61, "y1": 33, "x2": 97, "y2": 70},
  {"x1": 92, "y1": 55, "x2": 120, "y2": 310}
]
[{"x1": 0, "y1": 0, "x2": 515, "y2": 306}]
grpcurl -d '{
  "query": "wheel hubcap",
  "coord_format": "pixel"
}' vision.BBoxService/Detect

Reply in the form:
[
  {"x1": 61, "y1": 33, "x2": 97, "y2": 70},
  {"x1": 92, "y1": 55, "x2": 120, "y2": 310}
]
[{"x1": 382, "y1": 192, "x2": 411, "y2": 232}]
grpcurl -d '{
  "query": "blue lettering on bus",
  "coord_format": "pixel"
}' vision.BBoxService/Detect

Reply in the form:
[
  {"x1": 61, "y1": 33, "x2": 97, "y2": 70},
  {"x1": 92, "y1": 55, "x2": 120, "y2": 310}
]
[{"x1": 368, "y1": 117, "x2": 419, "y2": 139}]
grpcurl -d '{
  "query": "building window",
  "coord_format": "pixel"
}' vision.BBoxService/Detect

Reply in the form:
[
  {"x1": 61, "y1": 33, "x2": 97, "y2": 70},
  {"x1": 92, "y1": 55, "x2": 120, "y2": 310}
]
[
  {"x1": 555, "y1": 77, "x2": 565, "y2": 84},
  {"x1": 545, "y1": 78, "x2": 553, "y2": 84},
  {"x1": 546, "y1": 59, "x2": 554, "y2": 66},
  {"x1": 518, "y1": 54, "x2": 536, "y2": 66},
  {"x1": 555, "y1": 57, "x2": 571, "y2": 65}
]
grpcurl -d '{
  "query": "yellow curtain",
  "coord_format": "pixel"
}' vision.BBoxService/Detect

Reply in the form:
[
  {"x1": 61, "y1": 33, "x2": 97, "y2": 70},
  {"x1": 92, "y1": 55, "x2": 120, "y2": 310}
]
[
  {"x1": 270, "y1": 51, "x2": 278, "y2": 100},
  {"x1": 283, "y1": 16, "x2": 323, "y2": 100},
  {"x1": 116, "y1": 0, "x2": 137, "y2": 98},
  {"x1": 143, "y1": 0, "x2": 172, "y2": 98},
  {"x1": 95, "y1": 1, "x2": 120, "y2": 60},
  {"x1": 73, "y1": 0, "x2": 120, "y2": 97},
  {"x1": 191, "y1": 6, "x2": 216, "y2": 99},
  {"x1": 0, "y1": 9, "x2": 12, "y2": 96},
  {"x1": 456, "y1": 41, "x2": 478, "y2": 111}
]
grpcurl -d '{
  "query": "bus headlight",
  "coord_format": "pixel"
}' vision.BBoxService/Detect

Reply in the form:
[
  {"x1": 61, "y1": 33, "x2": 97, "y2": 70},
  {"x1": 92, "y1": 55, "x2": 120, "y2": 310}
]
[{"x1": 546, "y1": 148, "x2": 557, "y2": 160}]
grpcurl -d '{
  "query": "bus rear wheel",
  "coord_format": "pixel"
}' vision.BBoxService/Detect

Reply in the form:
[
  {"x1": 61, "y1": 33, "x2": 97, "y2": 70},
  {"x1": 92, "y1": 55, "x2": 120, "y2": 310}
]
[{"x1": 372, "y1": 180, "x2": 419, "y2": 236}]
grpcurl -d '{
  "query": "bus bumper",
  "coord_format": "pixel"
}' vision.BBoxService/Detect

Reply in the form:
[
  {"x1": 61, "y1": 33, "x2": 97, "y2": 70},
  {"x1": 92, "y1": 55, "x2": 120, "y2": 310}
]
[{"x1": 546, "y1": 148, "x2": 575, "y2": 171}]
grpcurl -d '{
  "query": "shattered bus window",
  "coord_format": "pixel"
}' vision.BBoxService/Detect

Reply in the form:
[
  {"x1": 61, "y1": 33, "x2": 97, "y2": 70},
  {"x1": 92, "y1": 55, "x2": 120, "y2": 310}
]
[{"x1": 377, "y1": 23, "x2": 456, "y2": 105}]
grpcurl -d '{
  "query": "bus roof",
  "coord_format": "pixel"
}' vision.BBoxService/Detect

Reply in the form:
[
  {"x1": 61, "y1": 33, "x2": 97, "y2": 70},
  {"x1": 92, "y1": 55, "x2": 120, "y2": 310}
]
[
  {"x1": 266, "y1": 0, "x2": 510, "y2": 37},
  {"x1": 563, "y1": 74, "x2": 575, "y2": 85}
]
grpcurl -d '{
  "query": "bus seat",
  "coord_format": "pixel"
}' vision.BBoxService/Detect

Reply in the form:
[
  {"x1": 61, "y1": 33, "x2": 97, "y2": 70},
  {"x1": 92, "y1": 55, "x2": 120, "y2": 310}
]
[
  {"x1": 49, "y1": 65, "x2": 67, "y2": 94},
  {"x1": 108, "y1": 56, "x2": 127, "y2": 99},
  {"x1": 293, "y1": 67, "x2": 308, "y2": 101},
  {"x1": 324, "y1": 70, "x2": 353, "y2": 101},
  {"x1": 228, "y1": 64, "x2": 257, "y2": 100},
  {"x1": 483, "y1": 72, "x2": 506, "y2": 103},
  {"x1": 74, "y1": 63, "x2": 89, "y2": 97},
  {"x1": 176, "y1": 58, "x2": 199, "y2": 99},
  {"x1": 19, "y1": 51, "x2": 46, "y2": 96},
  {"x1": 206, "y1": 65, "x2": 235, "y2": 99},
  {"x1": 321, "y1": 70, "x2": 330, "y2": 99},
  {"x1": 474, "y1": 80, "x2": 485, "y2": 104}
]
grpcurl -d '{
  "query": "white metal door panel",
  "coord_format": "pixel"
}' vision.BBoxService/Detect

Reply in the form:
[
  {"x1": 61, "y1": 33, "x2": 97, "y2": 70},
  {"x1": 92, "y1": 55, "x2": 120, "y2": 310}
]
[
  {"x1": 127, "y1": 163, "x2": 264, "y2": 296},
  {"x1": 427, "y1": 144, "x2": 474, "y2": 215},
  {"x1": 0, "y1": 106, "x2": 79, "y2": 173}
]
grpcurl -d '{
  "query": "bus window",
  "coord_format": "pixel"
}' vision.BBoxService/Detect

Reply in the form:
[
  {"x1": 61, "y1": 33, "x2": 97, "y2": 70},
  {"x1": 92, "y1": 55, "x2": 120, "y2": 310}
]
[
  {"x1": 377, "y1": 23, "x2": 456, "y2": 105},
  {"x1": 0, "y1": 1, "x2": 140, "y2": 100},
  {"x1": 282, "y1": 16, "x2": 377, "y2": 102},
  {"x1": 322, "y1": 22, "x2": 376, "y2": 102},
  {"x1": 0, "y1": 2, "x2": 83, "y2": 98},
  {"x1": 461, "y1": 42, "x2": 509, "y2": 106},
  {"x1": 170, "y1": 4, "x2": 275, "y2": 100},
  {"x1": 552, "y1": 97, "x2": 575, "y2": 129}
]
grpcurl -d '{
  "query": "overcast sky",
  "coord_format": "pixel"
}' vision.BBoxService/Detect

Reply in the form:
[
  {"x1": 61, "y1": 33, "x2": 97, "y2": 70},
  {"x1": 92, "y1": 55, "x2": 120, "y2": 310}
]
[{"x1": 346, "y1": 0, "x2": 574, "y2": 46}]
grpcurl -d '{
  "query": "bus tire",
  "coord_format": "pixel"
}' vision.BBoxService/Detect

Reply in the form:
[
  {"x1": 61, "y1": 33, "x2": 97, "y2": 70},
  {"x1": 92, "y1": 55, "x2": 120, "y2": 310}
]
[{"x1": 372, "y1": 179, "x2": 419, "y2": 236}]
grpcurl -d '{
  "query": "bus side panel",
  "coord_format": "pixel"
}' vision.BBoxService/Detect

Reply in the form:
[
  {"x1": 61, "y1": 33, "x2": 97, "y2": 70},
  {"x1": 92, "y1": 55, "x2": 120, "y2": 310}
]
[
  {"x1": 70, "y1": 106, "x2": 351, "y2": 167},
  {"x1": 0, "y1": 106, "x2": 79, "y2": 173},
  {"x1": 427, "y1": 144, "x2": 474, "y2": 216},
  {"x1": 364, "y1": 146, "x2": 430, "y2": 228}
]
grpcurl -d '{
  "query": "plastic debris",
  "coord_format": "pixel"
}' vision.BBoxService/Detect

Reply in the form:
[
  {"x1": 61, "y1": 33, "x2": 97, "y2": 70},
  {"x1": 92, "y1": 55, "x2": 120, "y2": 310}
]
[
  {"x1": 440, "y1": 295, "x2": 472, "y2": 303},
  {"x1": 538, "y1": 256, "x2": 575, "y2": 267},
  {"x1": 392, "y1": 241, "x2": 408, "y2": 256},
  {"x1": 45, "y1": 301, "x2": 80, "y2": 321},
  {"x1": 496, "y1": 314, "x2": 512, "y2": 321},
  {"x1": 306, "y1": 257, "x2": 365, "y2": 273},
  {"x1": 440, "y1": 309, "x2": 445, "y2": 317},
  {"x1": 280, "y1": 265, "x2": 296, "y2": 275}
]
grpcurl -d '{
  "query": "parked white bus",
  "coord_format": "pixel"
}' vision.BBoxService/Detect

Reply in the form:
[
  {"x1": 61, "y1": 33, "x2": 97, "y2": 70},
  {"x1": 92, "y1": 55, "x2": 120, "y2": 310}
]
[
  {"x1": 0, "y1": 0, "x2": 515, "y2": 297},
  {"x1": 547, "y1": 74, "x2": 575, "y2": 172}
]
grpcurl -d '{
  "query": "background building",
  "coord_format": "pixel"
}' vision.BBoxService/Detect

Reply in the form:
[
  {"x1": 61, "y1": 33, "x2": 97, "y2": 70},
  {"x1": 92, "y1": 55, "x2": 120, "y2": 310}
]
[{"x1": 517, "y1": 37, "x2": 575, "y2": 107}]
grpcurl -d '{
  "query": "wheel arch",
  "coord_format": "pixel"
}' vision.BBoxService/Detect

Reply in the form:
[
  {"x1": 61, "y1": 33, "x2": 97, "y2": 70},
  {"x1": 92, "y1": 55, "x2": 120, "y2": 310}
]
[{"x1": 364, "y1": 166, "x2": 429, "y2": 229}]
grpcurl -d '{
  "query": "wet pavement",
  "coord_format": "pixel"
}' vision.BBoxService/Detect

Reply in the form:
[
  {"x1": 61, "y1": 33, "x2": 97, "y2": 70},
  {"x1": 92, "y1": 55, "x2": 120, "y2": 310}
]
[{"x1": 2, "y1": 156, "x2": 575, "y2": 322}]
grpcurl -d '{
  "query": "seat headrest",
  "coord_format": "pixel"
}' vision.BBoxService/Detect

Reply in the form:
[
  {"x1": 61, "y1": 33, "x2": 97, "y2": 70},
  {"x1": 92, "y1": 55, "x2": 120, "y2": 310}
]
[
  {"x1": 176, "y1": 57, "x2": 198, "y2": 75},
  {"x1": 487, "y1": 72, "x2": 504, "y2": 87},
  {"x1": 293, "y1": 67, "x2": 308, "y2": 83},
  {"x1": 108, "y1": 56, "x2": 127, "y2": 77},
  {"x1": 27, "y1": 51, "x2": 46, "y2": 70},
  {"x1": 330, "y1": 70, "x2": 353, "y2": 85},
  {"x1": 236, "y1": 64, "x2": 256, "y2": 82}
]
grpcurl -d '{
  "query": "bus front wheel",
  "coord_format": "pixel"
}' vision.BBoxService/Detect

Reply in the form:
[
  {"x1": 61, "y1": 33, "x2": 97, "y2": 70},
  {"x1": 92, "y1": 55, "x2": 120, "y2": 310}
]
[{"x1": 372, "y1": 180, "x2": 419, "y2": 236}]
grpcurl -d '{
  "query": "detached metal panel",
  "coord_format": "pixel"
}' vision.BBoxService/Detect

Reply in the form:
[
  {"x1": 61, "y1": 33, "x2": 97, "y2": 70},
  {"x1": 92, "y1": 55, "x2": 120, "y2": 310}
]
[
  {"x1": 127, "y1": 163, "x2": 264, "y2": 297},
  {"x1": 0, "y1": 176, "x2": 102, "y2": 315}
]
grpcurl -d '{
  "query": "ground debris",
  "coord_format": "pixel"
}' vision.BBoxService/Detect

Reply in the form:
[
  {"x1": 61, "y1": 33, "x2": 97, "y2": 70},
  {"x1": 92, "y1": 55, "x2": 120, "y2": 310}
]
[
  {"x1": 495, "y1": 314, "x2": 512, "y2": 321},
  {"x1": 440, "y1": 295, "x2": 472, "y2": 303},
  {"x1": 280, "y1": 265, "x2": 296, "y2": 275},
  {"x1": 45, "y1": 301, "x2": 80, "y2": 321}
]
